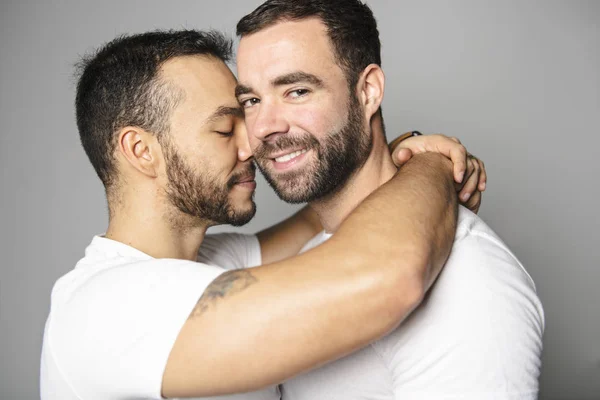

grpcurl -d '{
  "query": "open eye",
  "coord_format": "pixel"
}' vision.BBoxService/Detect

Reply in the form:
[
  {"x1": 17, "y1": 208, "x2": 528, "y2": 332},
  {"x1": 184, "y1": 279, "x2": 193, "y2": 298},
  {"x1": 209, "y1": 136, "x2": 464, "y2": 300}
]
[
  {"x1": 288, "y1": 88, "x2": 310, "y2": 99},
  {"x1": 240, "y1": 97, "x2": 260, "y2": 108}
]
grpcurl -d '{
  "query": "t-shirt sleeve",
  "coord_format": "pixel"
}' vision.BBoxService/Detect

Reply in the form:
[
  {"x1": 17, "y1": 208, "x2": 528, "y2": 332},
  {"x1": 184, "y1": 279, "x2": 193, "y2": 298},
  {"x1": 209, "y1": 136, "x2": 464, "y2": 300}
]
[
  {"x1": 49, "y1": 258, "x2": 225, "y2": 399},
  {"x1": 374, "y1": 228, "x2": 545, "y2": 399},
  {"x1": 197, "y1": 232, "x2": 262, "y2": 269}
]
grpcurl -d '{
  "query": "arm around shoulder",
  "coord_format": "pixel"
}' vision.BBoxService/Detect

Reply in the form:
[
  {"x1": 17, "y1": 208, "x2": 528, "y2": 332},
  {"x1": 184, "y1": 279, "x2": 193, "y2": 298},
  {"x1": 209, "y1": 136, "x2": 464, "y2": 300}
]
[{"x1": 162, "y1": 152, "x2": 458, "y2": 398}]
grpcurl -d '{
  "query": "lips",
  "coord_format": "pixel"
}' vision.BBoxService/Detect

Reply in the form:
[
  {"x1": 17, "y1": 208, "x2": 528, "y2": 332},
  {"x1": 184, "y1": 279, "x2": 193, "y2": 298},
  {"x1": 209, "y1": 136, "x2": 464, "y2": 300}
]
[
  {"x1": 234, "y1": 173, "x2": 255, "y2": 184},
  {"x1": 273, "y1": 149, "x2": 308, "y2": 163}
]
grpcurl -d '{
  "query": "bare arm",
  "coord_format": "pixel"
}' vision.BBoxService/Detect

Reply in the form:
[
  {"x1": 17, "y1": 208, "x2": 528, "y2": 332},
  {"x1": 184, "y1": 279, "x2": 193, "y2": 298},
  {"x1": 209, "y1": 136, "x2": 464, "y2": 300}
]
[
  {"x1": 162, "y1": 153, "x2": 457, "y2": 398},
  {"x1": 256, "y1": 132, "x2": 481, "y2": 265},
  {"x1": 257, "y1": 206, "x2": 323, "y2": 264}
]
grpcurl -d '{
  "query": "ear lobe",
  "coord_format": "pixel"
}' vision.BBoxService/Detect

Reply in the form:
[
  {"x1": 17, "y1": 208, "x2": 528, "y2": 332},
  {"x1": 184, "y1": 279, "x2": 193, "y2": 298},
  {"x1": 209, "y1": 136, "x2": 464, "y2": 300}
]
[
  {"x1": 118, "y1": 127, "x2": 159, "y2": 178},
  {"x1": 358, "y1": 64, "x2": 385, "y2": 119}
]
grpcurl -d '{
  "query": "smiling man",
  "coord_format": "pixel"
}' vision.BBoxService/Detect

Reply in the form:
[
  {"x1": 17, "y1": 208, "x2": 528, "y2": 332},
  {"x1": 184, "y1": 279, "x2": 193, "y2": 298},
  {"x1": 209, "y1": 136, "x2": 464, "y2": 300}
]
[
  {"x1": 40, "y1": 29, "x2": 488, "y2": 400},
  {"x1": 231, "y1": 0, "x2": 545, "y2": 398}
]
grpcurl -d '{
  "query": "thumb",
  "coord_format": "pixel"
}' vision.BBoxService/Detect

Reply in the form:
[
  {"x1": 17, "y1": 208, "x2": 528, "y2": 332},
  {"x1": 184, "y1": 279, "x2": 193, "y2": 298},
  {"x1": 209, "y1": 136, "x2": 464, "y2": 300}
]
[{"x1": 393, "y1": 148, "x2": 413, "y2": 167}]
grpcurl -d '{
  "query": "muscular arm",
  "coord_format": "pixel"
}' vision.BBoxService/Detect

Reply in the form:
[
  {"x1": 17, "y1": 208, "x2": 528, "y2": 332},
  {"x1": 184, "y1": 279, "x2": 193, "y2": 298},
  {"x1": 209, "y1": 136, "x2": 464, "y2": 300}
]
[
  {"x1": 255, "y1": 132, "x2": 483, "y2": 265},
  {"x1": 162, "y1": 153, "x2": 457, "y2": 398}
]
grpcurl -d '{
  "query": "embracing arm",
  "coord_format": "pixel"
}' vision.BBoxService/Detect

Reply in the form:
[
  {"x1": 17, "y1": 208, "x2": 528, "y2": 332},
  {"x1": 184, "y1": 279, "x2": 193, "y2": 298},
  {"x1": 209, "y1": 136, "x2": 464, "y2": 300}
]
[
  {"x1": 255, "y1": 133, "x2": 484, "y2": 266},
  {"x1": 162, "y1": 153, "x2": 457, "y2": 398}
]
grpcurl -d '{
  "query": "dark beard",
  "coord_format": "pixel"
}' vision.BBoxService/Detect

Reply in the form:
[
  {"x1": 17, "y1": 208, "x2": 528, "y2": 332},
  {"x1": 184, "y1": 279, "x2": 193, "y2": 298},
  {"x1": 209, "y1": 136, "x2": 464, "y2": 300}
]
[
  {"x1": 162, "y1": 142, "x2": 256, "y2": 226},
  {"x1": 254, "y1": 94, "x2": 372, "y2": 203}
]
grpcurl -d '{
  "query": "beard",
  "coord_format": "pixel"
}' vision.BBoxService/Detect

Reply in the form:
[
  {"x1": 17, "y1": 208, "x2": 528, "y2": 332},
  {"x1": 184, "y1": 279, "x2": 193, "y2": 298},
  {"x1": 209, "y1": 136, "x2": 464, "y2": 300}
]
[
  {"x1": 162, "y1": 141, "x2": 256, "y2": 226},
  {"x1": 254, "y1": 93, "x2": 372, "y2": 203}
]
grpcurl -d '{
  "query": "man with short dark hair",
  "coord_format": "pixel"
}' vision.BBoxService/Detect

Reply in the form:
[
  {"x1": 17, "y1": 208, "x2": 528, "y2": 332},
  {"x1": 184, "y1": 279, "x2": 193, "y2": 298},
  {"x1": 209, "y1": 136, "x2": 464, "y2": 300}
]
[
  {"x1": 229, "y1": 0, "x2": 545, "y2": 398},
  {"x1": 40, "y1": 29, "x2": 484, "y2": 399}
]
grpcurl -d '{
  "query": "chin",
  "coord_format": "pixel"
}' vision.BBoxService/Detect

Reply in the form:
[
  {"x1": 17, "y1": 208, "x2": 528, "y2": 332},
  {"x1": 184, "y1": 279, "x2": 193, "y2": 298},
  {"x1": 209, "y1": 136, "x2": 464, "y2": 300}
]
[
  {"x1": 270, "y1": 176, "x2": 316, "y2": 203},
  {"x1": 226, "y1": 201, "x2": 257, "y2": 227}
]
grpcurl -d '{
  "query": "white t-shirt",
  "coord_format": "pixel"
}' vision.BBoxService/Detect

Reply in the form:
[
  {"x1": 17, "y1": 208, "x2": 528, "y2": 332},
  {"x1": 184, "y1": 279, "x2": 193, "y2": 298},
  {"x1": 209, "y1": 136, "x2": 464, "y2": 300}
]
[
  {"x1": 40, "y1": 233, "x2": 280, "y2": 400},
  {"x1": 199, "y1": 207, "x2": 545, "y2": 400},
  {"x1": 282, "y1": 207, "x2": 545, "y2": 400}
]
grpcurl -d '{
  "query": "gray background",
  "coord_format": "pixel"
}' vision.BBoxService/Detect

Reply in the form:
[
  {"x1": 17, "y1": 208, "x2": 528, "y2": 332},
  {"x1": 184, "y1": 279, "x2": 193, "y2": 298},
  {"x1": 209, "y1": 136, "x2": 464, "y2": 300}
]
[{"x1": 0, "y1": 0, "x2": 598, "y2": 398}]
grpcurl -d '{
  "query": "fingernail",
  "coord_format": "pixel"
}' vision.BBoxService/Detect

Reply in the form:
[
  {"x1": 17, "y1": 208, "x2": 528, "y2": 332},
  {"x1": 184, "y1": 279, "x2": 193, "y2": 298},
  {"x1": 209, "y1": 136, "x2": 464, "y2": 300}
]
[
  {"x1": 462, "y1": 192, "x2": 471, "y2": 202},
  {"x1": 457, "y1": 172, "x2": 464, "y2": 183},
  {"x1": 481, "y1": 182, "x2": 486, "y2": 190}
]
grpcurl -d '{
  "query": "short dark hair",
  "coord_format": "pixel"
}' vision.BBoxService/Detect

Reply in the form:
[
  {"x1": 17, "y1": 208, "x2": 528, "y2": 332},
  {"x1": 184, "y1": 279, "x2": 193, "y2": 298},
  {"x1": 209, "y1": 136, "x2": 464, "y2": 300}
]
[
  {"x1": 75, "y1": 29, "x2": 232, "y2": 191},
  {"x1": 236, "y1": 0, "x2": 381, "y2": 88}
]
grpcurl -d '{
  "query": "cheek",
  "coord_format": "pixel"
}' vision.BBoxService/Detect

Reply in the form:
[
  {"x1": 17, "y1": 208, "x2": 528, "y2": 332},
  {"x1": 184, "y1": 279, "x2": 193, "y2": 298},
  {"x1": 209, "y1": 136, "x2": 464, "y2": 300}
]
[
  {"x1": 195, "y1": 140, "x2": 239, "y2": 175},
  {"x1": 292, "y1": 103, "x2": 345, "y2": 138},
  {"x1": 249, "y1": 137, "x2": 261, "y2": 153}
]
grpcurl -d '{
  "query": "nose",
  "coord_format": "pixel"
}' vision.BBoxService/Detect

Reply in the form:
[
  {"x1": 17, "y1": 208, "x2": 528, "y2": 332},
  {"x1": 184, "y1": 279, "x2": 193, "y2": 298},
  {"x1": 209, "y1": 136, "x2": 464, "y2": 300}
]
[
  {"x1": 250, "y1": 100, "x2": 290, "y2": 143},
  {"x1": 236, "y1": 122, "x2": 253, "y2": 163}
]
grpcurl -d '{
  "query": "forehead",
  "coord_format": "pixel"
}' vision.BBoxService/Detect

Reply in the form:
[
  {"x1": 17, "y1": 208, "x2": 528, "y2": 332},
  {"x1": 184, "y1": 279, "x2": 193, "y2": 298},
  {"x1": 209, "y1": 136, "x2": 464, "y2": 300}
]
[
  {"x1": 161, "y1": 55, "x2": 239, "y2": 115},
  {"x1": 236, "y1": 18, "x2": 341, "y2": 84}
]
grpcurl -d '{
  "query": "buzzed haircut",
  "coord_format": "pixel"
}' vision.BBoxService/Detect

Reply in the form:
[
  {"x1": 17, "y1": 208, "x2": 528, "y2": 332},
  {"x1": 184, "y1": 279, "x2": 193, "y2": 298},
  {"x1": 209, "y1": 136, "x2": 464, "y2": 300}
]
[
  {"x1": 236, "y1": 0, "x2": 382, "y2": 88},
  {"x1": 75, "y1": 29, "x2": 232, "y2": 191}
]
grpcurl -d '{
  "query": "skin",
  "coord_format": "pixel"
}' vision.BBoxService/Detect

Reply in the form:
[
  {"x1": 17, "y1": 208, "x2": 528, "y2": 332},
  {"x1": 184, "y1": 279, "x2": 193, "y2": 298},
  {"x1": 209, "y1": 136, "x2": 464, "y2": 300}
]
[
  {"x1": 236, "y1": 18, "x2": 459, "y2": 232},
  {"x1": 95, "y1": 23, "x2": 492, "y2": 396},
  {"x1": 105, "y1": 56, "x2": 255, "y2": 260},
  {"x1": 100, "y1": 51, "x2": 459, "y2": 397},
  {"x1": 237, "y1": 19, "x2": 389, "y2": 232},
  {"x1": 237, "y1": 16, "x2": 488, "y2": 229}
]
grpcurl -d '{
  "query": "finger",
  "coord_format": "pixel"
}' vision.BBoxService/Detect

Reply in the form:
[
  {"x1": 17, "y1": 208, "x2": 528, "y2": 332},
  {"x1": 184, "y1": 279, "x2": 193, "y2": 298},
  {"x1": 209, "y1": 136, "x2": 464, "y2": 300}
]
[
  {"x1": 392, "y1": 148, "x2": 413, "y2": 167},
  {"x1": 446, "y1": 143, "x2": 468, "y2": 184},
  {"x1": 458, "y1": 158, "x2": 480, "y2": 202},
  {"x1": 450, "y1": 136, "x2": 461, "y2": 144},
  {"x1": 388, "y1": 131, "x2": 416, "y2": 154},
  {"x1": 455, "y1": 156, "x2": 474, "y2": 192},
  {"x1": 465, "y1": 190, "x2": 482, "y2": 214},
  {"x1": 477, "y1": 159, "x2": 487, "y2": 191}
]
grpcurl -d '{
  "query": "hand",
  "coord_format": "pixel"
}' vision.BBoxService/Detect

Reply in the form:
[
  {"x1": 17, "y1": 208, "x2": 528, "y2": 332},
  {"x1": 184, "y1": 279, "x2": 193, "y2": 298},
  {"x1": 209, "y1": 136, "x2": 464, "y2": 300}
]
[{"x1": 389, "y1": 133, "x2": 487, "y2": 214}]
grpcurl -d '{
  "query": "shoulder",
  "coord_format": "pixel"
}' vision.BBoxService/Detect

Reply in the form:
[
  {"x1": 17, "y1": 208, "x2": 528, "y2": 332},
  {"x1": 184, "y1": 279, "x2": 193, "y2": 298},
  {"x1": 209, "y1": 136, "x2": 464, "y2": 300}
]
[
  {"x1": 372, "y1": 208, "x2": 545, "y2": 394},
  {"x1": 451, "y1": 207, "x2": 540, "y2": 294},
  {"x1": 51, "y1": 253, "x2": 223, "y2": 311},
  {"x1": 44, "y1": 249, "x2": 225, "y2": 398},
  {"x1": 47, "y1": 251, "x2": 226, "y2": 342}
]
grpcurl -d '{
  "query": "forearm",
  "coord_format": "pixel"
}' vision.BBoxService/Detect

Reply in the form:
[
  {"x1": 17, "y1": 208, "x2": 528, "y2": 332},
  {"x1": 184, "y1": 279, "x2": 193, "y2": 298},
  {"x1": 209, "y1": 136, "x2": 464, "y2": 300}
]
[
  {"x1": 257, "y1": 206, "x2": 323, "y2": 264},
  {"x1": 217, "y1": 152, "x2": 460, "y2": 389},
  {"x1": 335, "y1": 152, "x2": 458, "y2": 292},
  {"x1": 163, "y1": 154, "x2": 458, "y2": 397}
]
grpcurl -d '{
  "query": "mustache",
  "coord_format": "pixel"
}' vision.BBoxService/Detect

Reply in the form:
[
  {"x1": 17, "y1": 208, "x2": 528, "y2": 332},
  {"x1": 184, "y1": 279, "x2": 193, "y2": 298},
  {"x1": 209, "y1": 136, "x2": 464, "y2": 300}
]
[
  {"x1": 227, "y1": 163, "x2": 256, "y2": 189},
  {"x1": 254, "y1": 134, "x2": 320, "y2": 160}
]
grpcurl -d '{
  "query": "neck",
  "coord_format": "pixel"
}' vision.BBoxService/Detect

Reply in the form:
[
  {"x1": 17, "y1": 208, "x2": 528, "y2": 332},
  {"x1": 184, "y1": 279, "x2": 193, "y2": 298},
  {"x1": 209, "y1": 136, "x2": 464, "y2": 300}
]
[
  {"x1": 105, "y1": 184, "x2": 209, "y2": 261},
  {"x1": 310, "y1": 120, "x2": 397, "y2": 233}
]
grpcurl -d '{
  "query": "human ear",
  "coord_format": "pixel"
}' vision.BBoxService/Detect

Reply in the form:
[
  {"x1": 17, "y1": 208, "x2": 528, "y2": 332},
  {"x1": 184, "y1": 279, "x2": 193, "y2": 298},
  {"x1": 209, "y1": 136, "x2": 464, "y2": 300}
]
[
  {"x1": 117, "y1": 127, "x2": 159, "y2": 178},
  {"x1": 357, "y1": 64, "x2": 385, "y2": 121}
]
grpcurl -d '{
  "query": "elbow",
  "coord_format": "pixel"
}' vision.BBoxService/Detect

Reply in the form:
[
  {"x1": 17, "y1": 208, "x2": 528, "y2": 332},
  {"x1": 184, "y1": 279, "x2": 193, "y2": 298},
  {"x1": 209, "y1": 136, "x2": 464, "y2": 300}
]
[
  {"x1": 391, "y1": 270, "x2": 426, "y2": 321},
  {"x1": 378, "y1": 255, "x2": 429, "y2": 332}
]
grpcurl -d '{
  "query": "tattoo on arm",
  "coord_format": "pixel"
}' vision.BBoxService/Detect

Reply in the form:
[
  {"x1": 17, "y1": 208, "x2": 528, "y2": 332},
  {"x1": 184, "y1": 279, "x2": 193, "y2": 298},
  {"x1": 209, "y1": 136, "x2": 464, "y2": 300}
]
[{"x1": 191, "y1": 270, "x2": 258, "y2": 317}]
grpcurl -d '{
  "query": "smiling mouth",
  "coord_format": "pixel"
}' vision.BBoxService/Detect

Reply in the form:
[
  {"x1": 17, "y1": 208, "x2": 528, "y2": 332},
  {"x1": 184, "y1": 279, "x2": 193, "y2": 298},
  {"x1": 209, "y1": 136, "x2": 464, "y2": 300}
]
[{"x1": 273, "y1": 149, "x2": 308, "y2": 163}]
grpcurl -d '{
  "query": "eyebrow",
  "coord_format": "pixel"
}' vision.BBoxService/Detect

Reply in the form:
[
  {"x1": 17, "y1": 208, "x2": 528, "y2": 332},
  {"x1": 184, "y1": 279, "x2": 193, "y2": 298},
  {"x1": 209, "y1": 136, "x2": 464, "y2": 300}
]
[
  {"x1": 234, "y1": 71, "x2": 325, "y2": 98},
  {"x1": 235, "y1": 84, "x2": 253, "y2": 98},
  {"x1": 272, "y1": 72, "x2": 324, "y2": 88},
  {"x1": 206, "y1": 106, "x2": 244, "y2": 123}
]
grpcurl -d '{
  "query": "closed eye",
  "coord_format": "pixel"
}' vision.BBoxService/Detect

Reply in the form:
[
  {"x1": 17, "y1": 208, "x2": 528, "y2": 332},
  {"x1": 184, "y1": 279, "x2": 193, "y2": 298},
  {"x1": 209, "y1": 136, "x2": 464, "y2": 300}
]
[{"x1": 215, "y1": 130, "x2": 234, "y2": 137}]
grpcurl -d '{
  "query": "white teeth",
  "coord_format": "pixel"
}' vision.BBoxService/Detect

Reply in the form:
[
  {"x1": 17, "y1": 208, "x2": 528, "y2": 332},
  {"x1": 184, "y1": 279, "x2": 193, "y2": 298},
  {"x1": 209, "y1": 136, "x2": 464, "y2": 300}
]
[{"x1": 275, "y1": 149, "x2": 307, "y2": 163}]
